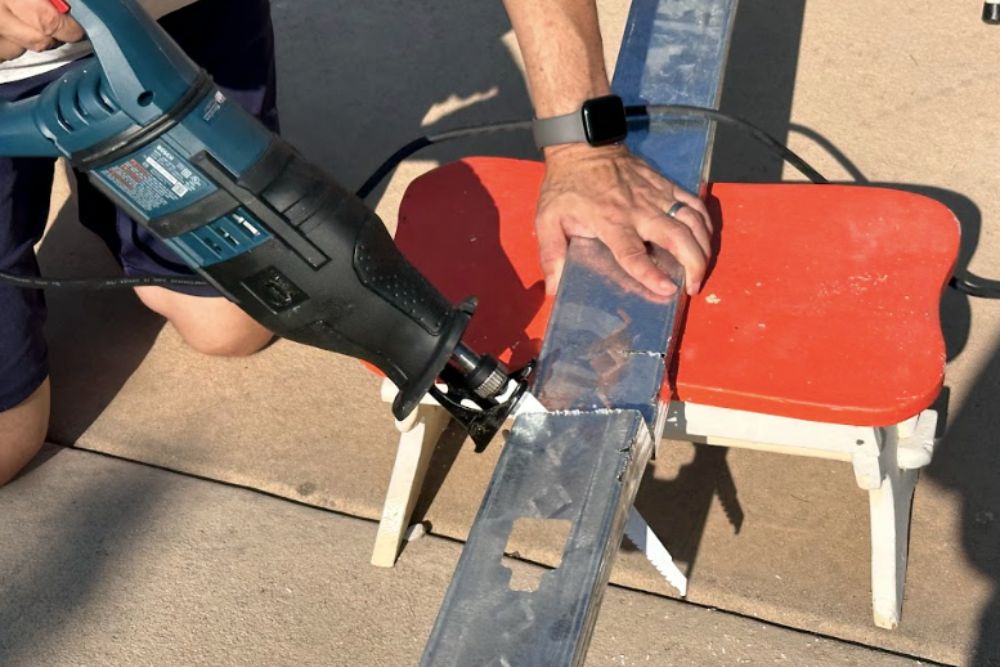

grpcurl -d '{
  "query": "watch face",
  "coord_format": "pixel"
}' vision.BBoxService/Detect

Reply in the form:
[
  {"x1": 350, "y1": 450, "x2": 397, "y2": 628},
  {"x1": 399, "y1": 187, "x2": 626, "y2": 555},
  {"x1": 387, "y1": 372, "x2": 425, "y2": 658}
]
[{"x1": 582, "y1": 95, "x2": 628, "y2": 146}]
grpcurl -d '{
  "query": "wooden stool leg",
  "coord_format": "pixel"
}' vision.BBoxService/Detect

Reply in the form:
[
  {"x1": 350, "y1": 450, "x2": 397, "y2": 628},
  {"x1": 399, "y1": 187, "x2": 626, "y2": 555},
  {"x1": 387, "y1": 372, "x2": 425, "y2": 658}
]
[
  {"x1": 866, "y1": 455, "x2": 918, "y2": 630},
  {"x1": 861, "y1": 416, "x2": 926, "y2": 630},
  {"x1": 854, "y1": 412, "x2": 936, "y2": 629},
  {"x1": 371, "y1": 403, "x2": 451, "y2": 567}
]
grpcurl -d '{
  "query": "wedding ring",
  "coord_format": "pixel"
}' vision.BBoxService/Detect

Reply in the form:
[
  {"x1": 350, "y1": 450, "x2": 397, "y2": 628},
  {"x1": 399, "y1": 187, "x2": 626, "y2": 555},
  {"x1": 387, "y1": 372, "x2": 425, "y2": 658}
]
[{"x1": 664, "y1": 201, "x2": 688, "y2": 219}]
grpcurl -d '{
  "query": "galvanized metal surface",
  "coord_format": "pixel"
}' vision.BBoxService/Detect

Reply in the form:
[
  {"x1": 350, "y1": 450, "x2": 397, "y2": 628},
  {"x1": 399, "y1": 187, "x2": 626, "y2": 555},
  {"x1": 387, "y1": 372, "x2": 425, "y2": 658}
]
[
  {"x1": 532, "y1": 239, "x2": 684, "y2": 425},
  {"x1": 420, "y1": 1, "x2": 737, "y2": 664},
  {"x1": 419, "y1": 412, "x2": 653, "y2": 667},
  {"x1": 534, "y1": 0, "x2": 738, "y2": 424}
]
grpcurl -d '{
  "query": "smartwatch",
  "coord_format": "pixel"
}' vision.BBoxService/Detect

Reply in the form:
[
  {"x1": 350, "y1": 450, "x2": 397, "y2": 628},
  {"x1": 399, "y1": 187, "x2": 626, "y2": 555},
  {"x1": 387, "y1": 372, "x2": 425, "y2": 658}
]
[{"x1": 532, "y1": 95, "x2": 628, "y2": 149}]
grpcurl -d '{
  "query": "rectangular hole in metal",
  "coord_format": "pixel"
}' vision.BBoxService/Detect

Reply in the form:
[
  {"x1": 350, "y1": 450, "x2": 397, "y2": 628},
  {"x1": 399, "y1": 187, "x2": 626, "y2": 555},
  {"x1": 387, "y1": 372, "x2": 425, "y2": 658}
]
[{"x1": 504, "y1": 518, "x2": 572, "y2": 592}]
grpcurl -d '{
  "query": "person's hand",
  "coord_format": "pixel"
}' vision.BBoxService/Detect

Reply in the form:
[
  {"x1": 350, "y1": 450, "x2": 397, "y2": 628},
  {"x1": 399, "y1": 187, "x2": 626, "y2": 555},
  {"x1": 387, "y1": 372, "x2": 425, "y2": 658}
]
[
  {"x1": 535, "y1": 143, "x2": 713, "y2": 298},
  {"x1": 0, "y1": 0, "x2": 84, "y2": 63}
]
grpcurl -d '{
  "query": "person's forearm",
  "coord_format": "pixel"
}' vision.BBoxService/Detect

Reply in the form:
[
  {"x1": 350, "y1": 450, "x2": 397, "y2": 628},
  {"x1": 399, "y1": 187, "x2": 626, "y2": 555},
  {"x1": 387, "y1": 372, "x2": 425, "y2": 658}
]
[
  {"x1": 505, "y1": 0, "x2": 712, "y2": 298},
  {"x1": 503, "y1": 0, "x2": 611, "y2": 118}
]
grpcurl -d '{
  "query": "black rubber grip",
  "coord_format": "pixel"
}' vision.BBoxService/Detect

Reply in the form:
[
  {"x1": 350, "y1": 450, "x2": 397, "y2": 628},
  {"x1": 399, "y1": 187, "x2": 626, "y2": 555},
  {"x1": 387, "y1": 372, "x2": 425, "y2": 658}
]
[{"x1": 184, "y1": 140, "x2": 472, "y2": 419}]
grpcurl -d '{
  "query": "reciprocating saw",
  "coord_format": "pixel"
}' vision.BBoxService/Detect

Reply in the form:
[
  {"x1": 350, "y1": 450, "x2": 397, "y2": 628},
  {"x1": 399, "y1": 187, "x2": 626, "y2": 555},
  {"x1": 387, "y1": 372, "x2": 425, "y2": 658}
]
[{"x1": 0, "y1": 0, "x2": 534, "y2": 446}]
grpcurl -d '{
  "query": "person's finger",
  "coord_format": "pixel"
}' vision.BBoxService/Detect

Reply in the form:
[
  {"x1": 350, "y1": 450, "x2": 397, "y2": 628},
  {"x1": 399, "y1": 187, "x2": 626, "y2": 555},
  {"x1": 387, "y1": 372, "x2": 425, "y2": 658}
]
[
  {"x1": 7, "y1": 0, "x2": 58, "y2": 30},
  {"x1": 535, "y1": 213, "x2": 569, "y2": 296},
  {"x1": 635, "y1": 167, "x2": 714, "y2": 236},
  {"x1": 8, "y1": 0, "x2": 84, "y2": 44},
  {"x1": 663, "y1": 200, "x2": 712, "y2": 259},
  {"x1": 638, "y1": 214, "x2": 708, "y2": 295},
  {"x1": 0, "y1": 36, "x2": 26, "y2": 61},
  {"x1": 603, "y1": 225, "x2": 677, "y2": 296},
  {"x1": 0, "y1": 6, "x2": 55, "y2": 51},
  {"x1": 52, "y1": 15, "x2": 84, "y2": 43},
  {"x1": 672, "y1": 188, "x2": 713, "y2": 234}
]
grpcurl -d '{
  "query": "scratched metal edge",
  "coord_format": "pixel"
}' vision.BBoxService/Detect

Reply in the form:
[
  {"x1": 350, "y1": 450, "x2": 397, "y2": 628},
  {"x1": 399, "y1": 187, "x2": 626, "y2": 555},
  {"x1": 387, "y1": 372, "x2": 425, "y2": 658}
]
[{"x1": 568, "y1": 419, "x2": 654, "y2": 667}]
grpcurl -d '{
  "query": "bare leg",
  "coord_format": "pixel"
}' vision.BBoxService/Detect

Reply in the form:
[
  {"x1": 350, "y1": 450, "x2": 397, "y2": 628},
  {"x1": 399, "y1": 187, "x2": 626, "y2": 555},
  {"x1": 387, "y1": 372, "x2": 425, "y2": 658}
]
[
  {"x1": 134, "y1": 287, "x2": 273, "y2": 357},
  {"x1": 0, "y1": 379, "x2": 51, "y2": 487}
]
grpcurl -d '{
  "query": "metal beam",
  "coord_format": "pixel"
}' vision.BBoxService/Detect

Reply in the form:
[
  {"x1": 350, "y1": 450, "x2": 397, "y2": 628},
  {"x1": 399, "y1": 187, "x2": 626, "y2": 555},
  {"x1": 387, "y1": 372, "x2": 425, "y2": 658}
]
[
  {"x1": 420, "y1": 2, "x2": 738, "y2": 665},
  {"x1": 420, "y1": 411, "x2": 652, "y2": 666}
]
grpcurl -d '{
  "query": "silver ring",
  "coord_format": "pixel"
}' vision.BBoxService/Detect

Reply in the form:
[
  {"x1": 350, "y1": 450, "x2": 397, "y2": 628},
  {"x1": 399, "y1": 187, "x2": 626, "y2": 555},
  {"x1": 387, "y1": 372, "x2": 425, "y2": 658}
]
[{"x1": 664, "y1": 201, "x2": 688, "y2": 219}]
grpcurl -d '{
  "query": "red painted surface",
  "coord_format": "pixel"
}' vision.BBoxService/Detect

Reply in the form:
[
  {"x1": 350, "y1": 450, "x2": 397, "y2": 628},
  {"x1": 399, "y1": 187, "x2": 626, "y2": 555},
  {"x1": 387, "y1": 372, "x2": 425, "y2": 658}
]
[
  {"x1": 50, "y1": 0, "x2": 71, "y2": 14},
  {"x1": 394, "y1": 159, "x2": 552, "y2": 371},
  {"x1": 390, "y1": 157, "x2": 960, "y2": 427}
]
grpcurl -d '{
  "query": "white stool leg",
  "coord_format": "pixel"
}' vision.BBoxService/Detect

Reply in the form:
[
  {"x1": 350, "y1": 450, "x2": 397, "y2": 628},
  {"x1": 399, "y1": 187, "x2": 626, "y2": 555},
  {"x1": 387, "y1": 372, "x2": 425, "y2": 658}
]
[
  {"x1": 860, "y1": 412, "x2": 936, "y2": 630},
  {"x1": 669, "y1": 400, "x2": 937, "y2": 630},
  {"x1": 865, "y1": 447, "x2": 916, "y2": 629},
  {"x1": 868, "y1": 475, "x2": 918, "y2": 629},
  {"x1": 371, "y1": 387, "x2": 451, "y2": 567}
]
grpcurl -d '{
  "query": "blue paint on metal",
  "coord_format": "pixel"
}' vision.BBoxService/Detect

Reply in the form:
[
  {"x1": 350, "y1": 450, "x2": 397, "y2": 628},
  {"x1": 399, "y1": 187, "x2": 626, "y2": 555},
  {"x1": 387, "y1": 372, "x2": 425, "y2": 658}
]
[{"x1": 613, "y1": 0, "x2": 738, "y2": 194}]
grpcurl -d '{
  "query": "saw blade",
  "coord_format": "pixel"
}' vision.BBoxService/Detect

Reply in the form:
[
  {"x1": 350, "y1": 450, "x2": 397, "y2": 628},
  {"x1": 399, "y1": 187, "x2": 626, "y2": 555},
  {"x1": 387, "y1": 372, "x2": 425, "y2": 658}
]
[{"x1": 624, "y1": 506, "x2": 688, "y2": 596}]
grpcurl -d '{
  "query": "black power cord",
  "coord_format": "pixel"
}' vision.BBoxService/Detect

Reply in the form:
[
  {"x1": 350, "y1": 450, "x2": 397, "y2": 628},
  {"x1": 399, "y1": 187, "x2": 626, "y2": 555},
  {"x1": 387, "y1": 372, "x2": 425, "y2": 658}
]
[
  {"x1": 360, "y1": 106, "x2": 998, "y2": 300},
  {"x1": 949, "y1": 272, "x2": 1000, "y2": 298},
  {"x1": 636, "y1": 105, "x2": 828, "y2": 184},
  {"x1": 356, "y1": 104, "x2": 828, "y2": 198},
  {"x1": 985, "y1": 2, "x2": 1000, "y2": 24},
  {"x1": 9, "y1": 104, "x2": 815, "y2": 291},
  {"x1": 3, "y1": 104, "x2": 994, "y2": 297},
  {"x1": 0, "y1": 272, "x2": 210, "y2": 290},
  {"x1": 356, "y1": 120, "x2": 533, "y2": 198}
]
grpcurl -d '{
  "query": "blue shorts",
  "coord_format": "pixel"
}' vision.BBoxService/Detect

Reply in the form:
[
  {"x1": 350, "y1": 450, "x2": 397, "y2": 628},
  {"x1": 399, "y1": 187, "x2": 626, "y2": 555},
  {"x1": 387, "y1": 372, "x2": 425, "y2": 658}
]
[{"x1": 0, "y1": 0, "x2": 278, "y2": 411}]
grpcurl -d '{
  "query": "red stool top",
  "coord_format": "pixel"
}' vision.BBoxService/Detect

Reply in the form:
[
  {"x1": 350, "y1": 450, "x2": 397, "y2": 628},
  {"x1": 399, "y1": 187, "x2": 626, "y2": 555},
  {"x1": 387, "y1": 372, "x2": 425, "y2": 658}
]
[{"x1": 393, "y1": 158, "x2": 959, "y2": 427}]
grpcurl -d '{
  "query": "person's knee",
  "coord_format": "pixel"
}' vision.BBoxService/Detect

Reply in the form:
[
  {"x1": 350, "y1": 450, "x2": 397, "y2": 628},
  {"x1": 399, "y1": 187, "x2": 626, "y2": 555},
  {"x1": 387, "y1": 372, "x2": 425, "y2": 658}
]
[
  {"x1": 135, "y1": 286, "x2": 272, "y2": 358},
  {"x1": 0, "y1": 379, "x2": 51, "y2": 487},
  {"x1": 177, "y1": 323, "x2": 272, "y2": 358}
]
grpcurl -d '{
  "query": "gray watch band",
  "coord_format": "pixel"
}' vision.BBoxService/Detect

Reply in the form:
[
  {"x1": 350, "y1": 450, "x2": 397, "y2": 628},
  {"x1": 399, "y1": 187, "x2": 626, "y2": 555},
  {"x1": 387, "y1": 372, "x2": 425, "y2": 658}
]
[{"x1": 532, "y1": 109, "x2": 587, "y2": 149}]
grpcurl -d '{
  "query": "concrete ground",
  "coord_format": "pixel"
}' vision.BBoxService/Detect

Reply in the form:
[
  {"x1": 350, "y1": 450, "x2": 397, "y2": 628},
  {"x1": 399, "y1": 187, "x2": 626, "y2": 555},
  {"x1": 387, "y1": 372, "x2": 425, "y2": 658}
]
[
  {"x1": 0, "y1": 446, "x2": 930, "y2": 667},
  {"x1": 6, "y1": 0, "x2": 999, "y2": 665}
]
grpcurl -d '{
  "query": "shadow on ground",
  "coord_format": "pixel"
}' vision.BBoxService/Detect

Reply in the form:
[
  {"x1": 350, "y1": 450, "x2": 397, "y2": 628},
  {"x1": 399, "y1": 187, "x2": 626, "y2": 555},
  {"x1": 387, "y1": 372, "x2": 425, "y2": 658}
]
[
  {"x1": 270, "y1": 0, "x2": 537, "y2": 192},
  {"x1": 0, "y1": 446, "x2": 165, "y2": 665}
]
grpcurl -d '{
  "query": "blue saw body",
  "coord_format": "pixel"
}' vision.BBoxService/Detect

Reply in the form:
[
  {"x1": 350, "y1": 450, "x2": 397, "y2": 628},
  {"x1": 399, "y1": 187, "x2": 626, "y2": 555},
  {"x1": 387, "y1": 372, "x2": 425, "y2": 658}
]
[{"x1": 0, "y1": 0, "x2": 525, "y2": 446}]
